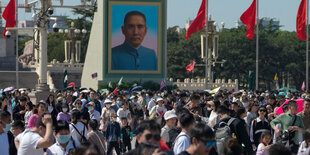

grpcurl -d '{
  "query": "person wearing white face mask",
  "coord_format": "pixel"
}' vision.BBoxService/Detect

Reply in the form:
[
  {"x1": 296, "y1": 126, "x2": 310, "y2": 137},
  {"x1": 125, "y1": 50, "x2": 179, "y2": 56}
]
[
  {"x1": 87, "y1": 102, "x2": 100, "y2": 121},
  {"x1": 241, "y1": 97, "x2": 250, "y2": 111},
  {"x1": 100, "y1": 99, "x2": 115, "y2": 132},
  {"x1": 47, "y1": 120, "x2": 78, "y2": 155},
  {"x1": 57, "y1": 103, "x2": 71, "y2": 123}
]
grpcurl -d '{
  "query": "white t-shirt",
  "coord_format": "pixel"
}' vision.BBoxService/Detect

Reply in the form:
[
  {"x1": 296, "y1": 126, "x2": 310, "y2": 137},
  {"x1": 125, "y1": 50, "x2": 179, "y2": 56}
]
[
  {"x1": 24, "y1": 111, "x2": 32, "y2": 126},
  {"x1": 149, "y1": 105, "x2": 167, "y2": 117},
  {"x1": 0, "y1": 132, "x2": 9, "y2": 155},
  {"x1": 147, "y1": 99, "x2": 156, "y2": 111},
  {"x1": 117, "y1": 108, "x2": 130, "y2": 122},
  {"x1": 256, "y1": 143, "x2": 269, "y2": 155},
  {"x1": 17, "y1": 130, "x2": 43, "y2": 155},
  {"x1": 46, "y1": 140, "x2": 77, "y2": 155},
  {"x1": 69, "y1": 122, "x2": 89, "y2": 144},
  {"x1": 208, "y1": 110, "x2": 219, "y2": 129},
  {"x1": 173, "y1": 132, "x2": 190, "y2": 155}
]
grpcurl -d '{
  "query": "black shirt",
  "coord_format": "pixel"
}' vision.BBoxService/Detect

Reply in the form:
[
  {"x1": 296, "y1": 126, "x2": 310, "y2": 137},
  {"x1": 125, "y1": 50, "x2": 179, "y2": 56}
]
[{"x1": 121, "y1": 125, "x2": 132, "y2": 143}]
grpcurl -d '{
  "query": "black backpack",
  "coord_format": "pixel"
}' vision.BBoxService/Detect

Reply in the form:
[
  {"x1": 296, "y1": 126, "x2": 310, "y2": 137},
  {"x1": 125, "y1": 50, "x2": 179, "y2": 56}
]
[
  {"x1": 168, "y1": 127, "x2": 181, "y2": 148},
  {"x1": 215, "y1": 118, "x2": 236, "y2": 155}
]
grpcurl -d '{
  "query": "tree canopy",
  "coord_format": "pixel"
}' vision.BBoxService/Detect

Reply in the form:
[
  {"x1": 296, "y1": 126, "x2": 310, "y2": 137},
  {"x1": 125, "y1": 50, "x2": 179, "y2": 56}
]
[{"x1": 167, "y1": 19, "x2": 307, "y2": 90}]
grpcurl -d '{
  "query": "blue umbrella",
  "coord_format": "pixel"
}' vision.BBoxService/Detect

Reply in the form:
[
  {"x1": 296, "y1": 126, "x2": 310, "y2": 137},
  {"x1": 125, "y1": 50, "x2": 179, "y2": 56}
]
[
  {"x1": 123, "y1": 90, "x2": 132, "y2": 94},
  {"x1": 131, "y1": 86, "x2": 142, "y2": 91}
]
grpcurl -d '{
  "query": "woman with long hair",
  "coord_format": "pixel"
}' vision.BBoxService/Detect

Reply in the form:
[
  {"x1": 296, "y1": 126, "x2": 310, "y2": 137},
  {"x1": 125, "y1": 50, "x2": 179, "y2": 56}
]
[
  {"x1": 250, "y1": 106, "x2": 271, "y2": 148},
  {"x1": 24, "y1": 101, "x2": 34, "y2": 127},
  {"x1": 27, "y1": 100, "x2": 47, "y2": 129},
  {"x1": 46, "y1": 94, "x2": 58, "y2": 126},
  {"x1": 207, "y1": 100, "x2": 220, "y2": 129}
]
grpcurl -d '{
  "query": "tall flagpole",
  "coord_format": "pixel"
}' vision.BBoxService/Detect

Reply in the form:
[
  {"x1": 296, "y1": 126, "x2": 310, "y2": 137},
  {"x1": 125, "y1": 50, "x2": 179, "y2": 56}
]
[
  {"x1": 255, "y1": 0, "x2": 259, "y2": 90},
  {"x1": 15, "y1": 0, "x2": 19, "y2": 89},
  {"x1": 205, "y1": 0, "x2": 209, "y2": 87},
  {"x1": 306, "y1": 0, "x2": 309, "y2": 91}
]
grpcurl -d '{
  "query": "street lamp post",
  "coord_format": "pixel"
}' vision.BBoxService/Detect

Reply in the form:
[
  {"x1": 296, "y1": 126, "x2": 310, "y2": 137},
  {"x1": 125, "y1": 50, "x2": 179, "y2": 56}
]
[
  {"x1": 61, "y1": 22, "x2": 87, "y2": 63},
  {"x1": 221, "y1": 22, "x2": 225, "y2": 31},
  {"x1": 201, "y1": 18, "x2": 226, "y2": 87},
  {"x1": 36, "y1": 0, "x2": 49, "y2": 92}
]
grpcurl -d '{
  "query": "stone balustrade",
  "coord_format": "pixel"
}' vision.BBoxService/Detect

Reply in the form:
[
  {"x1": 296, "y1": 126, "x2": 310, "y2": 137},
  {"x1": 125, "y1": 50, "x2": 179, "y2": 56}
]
[
  {"x1": 26, "y1": 59, "x2": 84, "y2": 73},
  {"x1": 172, "y1": 78, "x2": 238, "y2": 91}
]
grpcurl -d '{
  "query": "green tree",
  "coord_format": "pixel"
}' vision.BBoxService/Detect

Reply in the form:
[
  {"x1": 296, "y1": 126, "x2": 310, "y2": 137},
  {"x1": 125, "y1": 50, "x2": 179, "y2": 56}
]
[
  {"x1": 47, "y1": 6, "x2": 95, "y2": 62},
  {"x1": 167, "y1": 27, "x2": 204, "y2": 79},
  {"x1": 167, "y1": 18, "x2": 308, "y2": 90},
  {"x1": 47, "y1": 33, "x2": 67, "y2": 62}
]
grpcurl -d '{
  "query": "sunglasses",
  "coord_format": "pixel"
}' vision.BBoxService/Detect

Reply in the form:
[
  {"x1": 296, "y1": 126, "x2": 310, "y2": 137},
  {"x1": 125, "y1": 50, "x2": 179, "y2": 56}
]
[
  {"x1": 205, "y1": 140, "x2": 216, "y2": 147},
  {"x1": 259, "y1": 109, "x2": 266, "y2": 112},
  {"x1": 145, "y1": 133, "x2": 161, "y2": 141},
  {"x1": 140, "y1": 142, "x2": 160, "y2": 148}
]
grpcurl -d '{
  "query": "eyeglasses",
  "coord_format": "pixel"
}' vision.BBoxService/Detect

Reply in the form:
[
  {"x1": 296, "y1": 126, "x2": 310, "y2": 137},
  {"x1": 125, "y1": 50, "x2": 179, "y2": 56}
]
[
  {"x1": 205, "y1": 140, "x2": 216, "y2": 147},
  {"x1": 259, "y1": 110, "x2": 266, "y2": 112},
  {"x1": 145, "y1": 133, "x2": 161, "y2": 141}
]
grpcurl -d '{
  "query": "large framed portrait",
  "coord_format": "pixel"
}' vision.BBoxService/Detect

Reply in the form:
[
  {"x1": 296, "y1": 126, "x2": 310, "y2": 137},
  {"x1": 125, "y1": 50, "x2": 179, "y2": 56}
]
[{"x1": 107, "y1": 1, "x2": 163, "y2": 74}]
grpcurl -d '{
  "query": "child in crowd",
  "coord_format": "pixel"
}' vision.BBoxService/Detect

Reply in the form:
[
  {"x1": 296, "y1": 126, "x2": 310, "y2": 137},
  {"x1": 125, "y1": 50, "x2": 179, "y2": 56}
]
[
  {"x1": 256, "y1": 132, "x2": 272, "y2": 155},
  {"x1": 106, "y1": 113, "x2": 121, "y2": 155},
  {"x1": 24, "y1": 101, "x2": 33, "y2": 127},
  {"x1": 298, "y1": 129, "x2": 310, "y2": 155},
  {"x1": 57, "y1": 103, "x2": 71, "y2": 123},
  {"x1": 120, "y1": 117, "x2": 132, "y2": 153}
]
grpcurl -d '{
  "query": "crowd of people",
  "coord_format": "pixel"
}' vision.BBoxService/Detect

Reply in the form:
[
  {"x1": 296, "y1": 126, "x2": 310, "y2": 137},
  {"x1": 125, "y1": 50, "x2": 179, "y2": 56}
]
[{"x1": 0, "y1": 87, "x2": 310, "y2": 155}]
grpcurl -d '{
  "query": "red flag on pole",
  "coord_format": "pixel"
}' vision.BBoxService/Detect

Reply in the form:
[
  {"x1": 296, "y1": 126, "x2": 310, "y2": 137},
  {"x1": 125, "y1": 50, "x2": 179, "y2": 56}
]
[
  {"x1": 186, "y1": 61, "x2": 195, "y2": 72},
  {"x1": 296, "y1": 0, "x2": 307, "y2": 40},
  {"x1": 113, "y1": 87, "x2": 118, "y2": 95},
  {"x1": 185, "y1": 0, "x2": 206, "y2": 40},
  {"x1": 2, "y1": 0, "x2": 16, "y2": 37},
  {"x1": 240, "y1": 0, "x2": 257, "y2": 39}
]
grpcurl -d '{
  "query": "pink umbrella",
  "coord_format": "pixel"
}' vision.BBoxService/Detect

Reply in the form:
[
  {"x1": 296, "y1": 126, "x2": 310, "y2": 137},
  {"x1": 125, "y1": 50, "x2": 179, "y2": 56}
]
[{"x1": 276, "y1": 99, "x2": 304, "y2": 115}]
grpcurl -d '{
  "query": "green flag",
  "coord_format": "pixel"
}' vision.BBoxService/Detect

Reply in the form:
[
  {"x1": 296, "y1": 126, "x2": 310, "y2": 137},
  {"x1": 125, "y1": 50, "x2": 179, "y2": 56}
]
[
  {"x1": 63, "y1": 70, "x2": 68, "y2": 90},
  {"x1": 118, "y1": 77, "x2": 123, "y2": 86}
]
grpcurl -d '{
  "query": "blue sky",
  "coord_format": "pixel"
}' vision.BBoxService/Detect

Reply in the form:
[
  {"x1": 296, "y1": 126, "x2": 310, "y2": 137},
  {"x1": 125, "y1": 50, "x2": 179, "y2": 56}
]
[{"x1": 2, "y1": 0, "x2": 300, "y2": 31}]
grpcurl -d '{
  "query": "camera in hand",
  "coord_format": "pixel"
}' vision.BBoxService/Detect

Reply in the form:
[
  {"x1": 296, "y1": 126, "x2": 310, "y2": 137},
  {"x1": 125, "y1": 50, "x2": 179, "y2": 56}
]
[{"x1": 281, "y1": 130, "x2": 295, "y2": 144}]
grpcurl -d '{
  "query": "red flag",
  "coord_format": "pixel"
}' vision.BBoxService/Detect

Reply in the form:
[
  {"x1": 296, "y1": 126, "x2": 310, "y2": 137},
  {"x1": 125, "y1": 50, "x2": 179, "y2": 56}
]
[
  {"x1": 240, "y1": 0, "x2": 257, "y2": 39},
  {"x1": 68, "y1": 82, "x2": 75, "y2": 88},
  {"x1": 186, "y1": 61, "x2": 195, "y2": 72},
  {"x1": 185, "y1": 0, "x2": 206, "y2": 40},
  {"x1": 2, "y1": 0, "x2": 16, "y2": 37},
  {"x1": 296, "y1": 0, "x2": 307, "y2": 40},
  {"x1": 113, "y1": 87, "x2": 118, "y2": 94}
]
